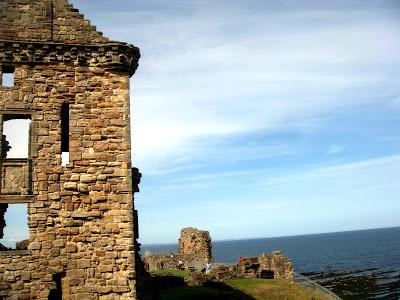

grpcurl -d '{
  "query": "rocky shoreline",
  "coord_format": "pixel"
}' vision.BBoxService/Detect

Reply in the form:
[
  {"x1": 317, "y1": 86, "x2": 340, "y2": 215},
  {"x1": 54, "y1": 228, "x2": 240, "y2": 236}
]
[{"x1": 302, "y1": 268, "x2": 400, "y2": 299}]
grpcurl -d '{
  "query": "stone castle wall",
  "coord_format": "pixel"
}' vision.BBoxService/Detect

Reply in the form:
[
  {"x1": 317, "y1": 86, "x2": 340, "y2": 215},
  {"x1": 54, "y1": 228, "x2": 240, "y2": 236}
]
[
  {"x1": 258, "y1": 251, "x2": 294, "y2": 282},
  {"x1": 0, "y1": 1, "x2": 141, "y2": 299},
  {"x1": 178, "y1": 227, "x2": 212, "y2": 263},
  {"x1": 143, "y1": 255, "x2": 186, "y2": 271},
  {"x1": 0, "y1": 0, "x2": 108, "y2": 44},
  {"x1": 209, "y1": 251, "x2": 294, "y2": 283},
  {"x1": 143, "y1": 227, "x2": 213, "y2": 272}
]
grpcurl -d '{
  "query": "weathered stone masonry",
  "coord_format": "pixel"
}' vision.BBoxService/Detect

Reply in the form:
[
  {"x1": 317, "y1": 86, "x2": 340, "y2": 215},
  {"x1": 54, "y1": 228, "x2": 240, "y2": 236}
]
[
  {"x1": 143, "y1": 227, "x2": 213, "y2": 272},
  {"x1": 0, "y1": 0, "x2": 140, "y2": 299},
  {"x1": 178, "y1": 227, "x2": 212, "y2": 263}
]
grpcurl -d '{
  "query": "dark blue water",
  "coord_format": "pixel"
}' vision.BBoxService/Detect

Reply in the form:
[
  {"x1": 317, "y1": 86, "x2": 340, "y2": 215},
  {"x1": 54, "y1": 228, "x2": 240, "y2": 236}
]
[
  {"x1": 212, "y1": 227, "x2": 400, "y2": 273},
  {"x1": 142, "y1": 227, "x2": 400, "y2": 299}
]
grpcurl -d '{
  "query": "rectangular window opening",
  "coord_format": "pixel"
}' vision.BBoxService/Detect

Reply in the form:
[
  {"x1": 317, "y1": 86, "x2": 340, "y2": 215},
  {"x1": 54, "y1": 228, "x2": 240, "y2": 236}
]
[
  {"x1": 2, "y1": 116, "x2": 31, "y2": 159},
  {"x1": 61, "y1": 102, "x2": 70, "y2": 166},
  {"x1": 1, "y1": 66, "x2": 15, "y2": 88},
  {"x1": 0, "y1": 203, "x2": 29, "y2": 251},
  {"x1": 48, "y1": 272, "x2": 65, "y2": 300}
]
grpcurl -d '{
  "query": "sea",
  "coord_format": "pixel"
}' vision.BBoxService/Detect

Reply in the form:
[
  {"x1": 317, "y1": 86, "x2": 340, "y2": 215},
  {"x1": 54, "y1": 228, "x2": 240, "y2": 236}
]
[{"x1": 141, "y1": 227, "x2": 400, "y2": 299}]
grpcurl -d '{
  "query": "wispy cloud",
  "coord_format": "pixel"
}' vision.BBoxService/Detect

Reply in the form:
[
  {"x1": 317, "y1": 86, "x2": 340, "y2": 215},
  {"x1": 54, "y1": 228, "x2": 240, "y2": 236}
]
[
  {"x1": 138, "y1": 154, "x2": 400, "y2": 242},
  {"x1": 254, "y1": 154, "x2": 400, "y2": 189},
  {"x1": 121, "y1": 4, "x2": 400, "y2": 174},
  {"x1": 58, "y1": 1, "x2": 400, "y2": 178},
  {"x1": 326, "y1": 144, "x2": 346, "y2": 155},
  {"x1": 68, "y1": 1, "x2": 400, "y2": 243}
]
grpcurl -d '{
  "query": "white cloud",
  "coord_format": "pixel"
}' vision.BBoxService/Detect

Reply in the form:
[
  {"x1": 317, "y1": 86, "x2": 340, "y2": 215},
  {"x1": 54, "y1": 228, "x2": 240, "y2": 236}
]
[
  {"x1": 2, "y1": 119, "x2": 31, "y2": 158},
  {"x1": 138, "y1": 154, "x2": 400, "y2": 242},
  {"x1": 47, "y1": 1, "x2": 400, "y2": 242},
  {"x1": 123, "y1": 6, "x2": 400, "y2": 173},
  {"x1": 326, "y1": 144, "x2": 346, "y2": 155},
  {"x1": 68, "y1": 2, "x2": 400, "y2": 175},
  {"x1": 255, "y1": 154, "x2": 400, "y2": 190}
]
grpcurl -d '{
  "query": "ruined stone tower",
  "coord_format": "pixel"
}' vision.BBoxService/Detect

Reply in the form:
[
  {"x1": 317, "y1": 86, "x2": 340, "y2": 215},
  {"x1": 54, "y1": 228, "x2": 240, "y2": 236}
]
[
  {"x1": 0, "y1": 0, "x2": 141, "y2": 299},
  {"x1": 178, "y1": 227, "x2": 212, "y2": 263}
]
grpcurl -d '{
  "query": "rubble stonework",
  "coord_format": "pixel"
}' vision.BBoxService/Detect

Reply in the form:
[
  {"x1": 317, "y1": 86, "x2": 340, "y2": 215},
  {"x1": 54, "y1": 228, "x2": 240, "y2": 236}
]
[
  {"x1": 178, "y1": 227, "x2": 212, "y2": 262},
  {"x1": 0, "y1": 1, "x2": 141, "y2": 299},
  {"x1": 0, "y1": 0, "x2": 108, "y2": 44},
  {"x1": 237, "y1": 251, "x2": 294, "y2": 282},
  {"x1": 258, "y1": 251, "x2": 294, "y2": 281},
  {"x1": 143, "y1": 228, "x2": 294, "y2": 286},
  {"x1": 205, "y1": 251, "x2": 294, "y2": 283},
  {"x1": 143, "y1": 227, "x2": 213, "y2": 272}
]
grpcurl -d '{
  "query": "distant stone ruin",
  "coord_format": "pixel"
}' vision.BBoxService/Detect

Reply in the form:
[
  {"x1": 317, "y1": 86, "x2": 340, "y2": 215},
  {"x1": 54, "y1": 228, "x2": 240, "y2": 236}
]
[
  {"x1": 178, "y1": 227, "x2": 212, "y2": 262},
  {"x1": 210, "y1": 251, "x2": 294, "y2": 282},
  {"x1": 258, "y1": 252, "x2": 294, "y2": 281},
  {"x1": 143, "y1": 228, "x2": 294, "y2": 284},
  {"x1": 185, "y1": 251, "x2": 294, "y2": 286},
  {"x1": 143, "y1": 227, "x2": 213, "y2": 271}
]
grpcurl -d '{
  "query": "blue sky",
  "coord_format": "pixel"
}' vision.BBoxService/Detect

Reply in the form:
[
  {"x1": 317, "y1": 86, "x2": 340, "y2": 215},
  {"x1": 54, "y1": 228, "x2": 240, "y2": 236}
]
[
  {"x1": 2, "y1": 0, "x2": 399, "y2": 246},
  {"x1": 73, "y1": 0, "x2": 400, "y2": 244}
]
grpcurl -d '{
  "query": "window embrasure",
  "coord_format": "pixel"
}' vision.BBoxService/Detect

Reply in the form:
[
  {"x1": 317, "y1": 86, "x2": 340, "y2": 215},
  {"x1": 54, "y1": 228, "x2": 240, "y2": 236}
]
[
  {"x1": 0, "y1": 203, "x2": 29, "y2": 251},
  {"x1": 0, "y1": 114, "x2": 32, "y2": 252},
  {"x1": 0, "y1": 65, "x2": 15, "y2": 88},
  {"x1": 2, "y1": 117, "x2": 31, "y2": 159},
  {"x1": 61, "y1": 102, "x2": 70, "y2": 166}
]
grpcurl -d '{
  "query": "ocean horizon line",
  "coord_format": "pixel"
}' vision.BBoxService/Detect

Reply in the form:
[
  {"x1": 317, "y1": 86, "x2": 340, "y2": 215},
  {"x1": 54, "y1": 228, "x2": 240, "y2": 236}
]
[{"x1": 141, "y1": 225, "x2": 400, "y2": 246}]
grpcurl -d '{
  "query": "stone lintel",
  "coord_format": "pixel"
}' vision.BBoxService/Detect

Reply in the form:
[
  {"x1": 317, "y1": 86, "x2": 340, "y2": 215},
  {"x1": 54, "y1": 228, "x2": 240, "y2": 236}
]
[
  {"x1": 0, "y1": 250, "x2": 29, "y2": 256},
  {"x1": 0, "y1": 195, "x2": 34, "y2": 203}
]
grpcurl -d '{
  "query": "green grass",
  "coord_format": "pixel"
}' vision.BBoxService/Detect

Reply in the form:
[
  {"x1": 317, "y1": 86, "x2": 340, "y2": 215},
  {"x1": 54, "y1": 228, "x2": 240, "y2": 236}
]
[
  {"x1": 150, "y1": 268, "x2": 190, "y2": 278},
  {"x1": 225, "y1": 278, "x2": 326, "y2": 300},
  {"x1": 150, "y1": 269, "x2": 330, "y2": 299},
  {"x1": 158, "y1": 278, "x2": 327, "y2": 300}
]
